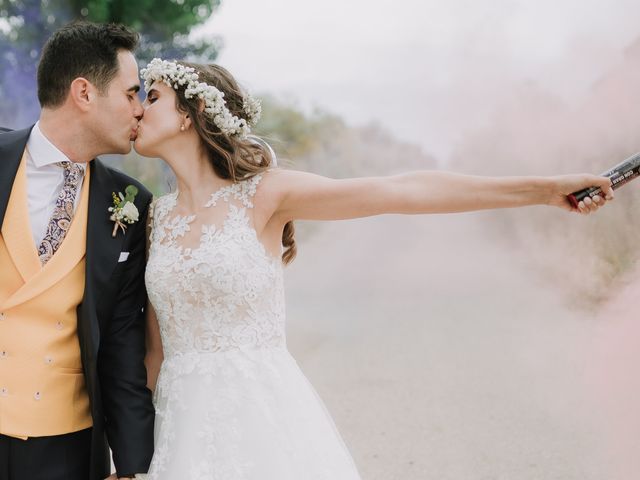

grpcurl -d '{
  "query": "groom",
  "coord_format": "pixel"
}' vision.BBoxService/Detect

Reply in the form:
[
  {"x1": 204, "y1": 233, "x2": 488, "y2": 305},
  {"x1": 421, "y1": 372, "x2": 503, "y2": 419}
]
[{"x1": 0, "y1": 22, "x2": 153, "y2": 480}]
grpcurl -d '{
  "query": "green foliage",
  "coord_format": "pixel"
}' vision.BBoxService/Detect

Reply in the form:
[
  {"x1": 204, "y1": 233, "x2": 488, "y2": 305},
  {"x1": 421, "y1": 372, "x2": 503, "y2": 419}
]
[
  {"x1": 76, "y1": 0, "x2": 218, "y2": 37},
  {"x1": 76, "y1": 0, "x2": 222, "y2": 62},
  {"x1": 254, "y1": 96, "x2": 435, "y2": 179},
  {"x1": 0, "y1": 0, "x2": 220, "y2": 44},
  {"x1": 0, "y1": 0, "x2": 222, "y2": 126},
  {"x1": 255, "y1": 96, "x2": 346, "y2": 161}
]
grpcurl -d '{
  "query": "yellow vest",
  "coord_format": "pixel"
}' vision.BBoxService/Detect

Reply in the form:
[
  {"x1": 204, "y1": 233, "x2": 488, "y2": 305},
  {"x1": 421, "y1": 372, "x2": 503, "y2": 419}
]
[{"x1": 0, "y1": 153, "x2": 92, "y2": 438}]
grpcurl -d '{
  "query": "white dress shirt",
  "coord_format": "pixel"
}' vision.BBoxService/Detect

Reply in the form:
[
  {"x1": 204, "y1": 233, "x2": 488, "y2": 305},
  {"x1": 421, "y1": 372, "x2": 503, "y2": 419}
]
[{"x1": 25, "y1": 121, "x2": 87, "y2": 248}]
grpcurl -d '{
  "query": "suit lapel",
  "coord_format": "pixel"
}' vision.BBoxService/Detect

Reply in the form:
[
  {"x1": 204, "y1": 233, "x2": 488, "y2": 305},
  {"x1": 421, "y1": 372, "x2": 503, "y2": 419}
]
[
  {"x1": 1, "y1": 166, "x2": 91, "y2": 310},
  {"x1": 1, "y1": 152, "x2": 41, "y2": 283},
  {"x1": 79, "y1": 159, "x2": 125, "y2": 359},
  {"x1": 85, "y1": 159, "x2": 125, "y2": 305}
]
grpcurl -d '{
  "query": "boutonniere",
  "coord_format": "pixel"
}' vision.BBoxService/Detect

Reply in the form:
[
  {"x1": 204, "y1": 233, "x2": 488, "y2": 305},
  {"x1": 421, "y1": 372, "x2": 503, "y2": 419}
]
[{"x1": 108, "y1": 185, "x2": 139, "y2": 237}]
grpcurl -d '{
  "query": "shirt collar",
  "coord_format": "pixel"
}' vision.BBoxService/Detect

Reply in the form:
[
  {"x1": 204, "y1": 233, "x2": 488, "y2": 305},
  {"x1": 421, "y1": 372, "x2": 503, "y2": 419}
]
[{"x1": 26, "y1": 121, "x2": 87, "y2": 172}]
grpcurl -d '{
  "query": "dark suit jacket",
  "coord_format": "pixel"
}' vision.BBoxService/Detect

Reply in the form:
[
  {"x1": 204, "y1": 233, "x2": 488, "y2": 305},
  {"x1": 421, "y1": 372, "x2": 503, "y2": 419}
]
[{"x1": 0, "y1": 126, "x2": 155, "y2": 479}]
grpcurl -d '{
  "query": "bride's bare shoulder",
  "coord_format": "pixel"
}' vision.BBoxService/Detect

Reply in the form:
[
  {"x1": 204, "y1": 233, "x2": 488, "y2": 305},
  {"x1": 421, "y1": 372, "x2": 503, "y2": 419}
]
[
  {"x1": 256, "y1": 168, "x2": 313, "y2": 192},
  {"x1": 254, "y1": 168, "x2": 291, "y2": 195},
  {"x1": 252, "y1": 168, "x2": 300, "y2": 222}
]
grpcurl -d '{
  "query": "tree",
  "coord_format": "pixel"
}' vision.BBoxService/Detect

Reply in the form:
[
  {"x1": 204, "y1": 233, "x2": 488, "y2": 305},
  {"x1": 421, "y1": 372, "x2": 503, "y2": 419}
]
[{"x1": 0, "y1": 0, "x2": 221, "y2": 127}]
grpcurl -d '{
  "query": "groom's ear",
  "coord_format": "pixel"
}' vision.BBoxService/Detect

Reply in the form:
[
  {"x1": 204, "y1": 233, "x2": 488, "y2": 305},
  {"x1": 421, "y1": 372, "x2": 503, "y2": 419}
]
[{"x1": 68, "y1": 77, "x2": 95, "y2": 112}]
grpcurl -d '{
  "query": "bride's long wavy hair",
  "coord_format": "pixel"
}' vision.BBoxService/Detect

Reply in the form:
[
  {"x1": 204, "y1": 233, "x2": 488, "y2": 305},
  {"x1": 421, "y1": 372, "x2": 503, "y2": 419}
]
[{"x1": 171, "y1": 62, "x2": 296, "y2": 265}]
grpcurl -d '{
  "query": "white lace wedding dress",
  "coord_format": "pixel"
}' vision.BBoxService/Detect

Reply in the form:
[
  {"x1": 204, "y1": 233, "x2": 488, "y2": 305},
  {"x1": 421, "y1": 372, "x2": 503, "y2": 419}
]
[{"x1": 142, "y1": 174, "x2": 362, "y2": 479}]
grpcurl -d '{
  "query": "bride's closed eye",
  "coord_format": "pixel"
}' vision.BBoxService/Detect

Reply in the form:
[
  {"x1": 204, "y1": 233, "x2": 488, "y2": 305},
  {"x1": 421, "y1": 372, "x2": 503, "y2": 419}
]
[{"x1": 144, "y1": 90, "x2": 158, "y2": 106}]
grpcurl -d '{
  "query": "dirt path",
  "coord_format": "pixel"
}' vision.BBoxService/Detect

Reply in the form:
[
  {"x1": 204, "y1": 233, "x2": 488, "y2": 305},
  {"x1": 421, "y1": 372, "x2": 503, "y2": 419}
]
[{"x1": 284, "y1": 211, "x2": 617, "y2": 480}]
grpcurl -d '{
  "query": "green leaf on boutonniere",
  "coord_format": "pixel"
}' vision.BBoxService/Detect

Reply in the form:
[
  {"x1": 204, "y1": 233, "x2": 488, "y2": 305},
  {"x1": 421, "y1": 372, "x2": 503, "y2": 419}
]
[{"x1": 124, "y1": 185, "x2": 139, "y2": 204}]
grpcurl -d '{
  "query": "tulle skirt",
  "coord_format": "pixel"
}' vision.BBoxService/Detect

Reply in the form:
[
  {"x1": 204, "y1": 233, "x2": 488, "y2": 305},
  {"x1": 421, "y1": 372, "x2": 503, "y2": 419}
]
[{"x1": 141, "y1": 347, "x2": 361, "y2": 480}]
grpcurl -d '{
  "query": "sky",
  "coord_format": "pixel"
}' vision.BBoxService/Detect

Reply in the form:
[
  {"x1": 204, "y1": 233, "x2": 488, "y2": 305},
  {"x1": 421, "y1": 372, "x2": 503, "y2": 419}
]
[{"x1": 195, "y1": 0, "x2": 640, "y2": 162}]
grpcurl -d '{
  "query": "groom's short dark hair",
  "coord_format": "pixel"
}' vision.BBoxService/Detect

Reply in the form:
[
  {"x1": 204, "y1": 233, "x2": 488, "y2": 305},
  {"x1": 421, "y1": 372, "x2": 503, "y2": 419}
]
[{"x1": 37, "y1": 21, "x2": 139, "y2": 108}]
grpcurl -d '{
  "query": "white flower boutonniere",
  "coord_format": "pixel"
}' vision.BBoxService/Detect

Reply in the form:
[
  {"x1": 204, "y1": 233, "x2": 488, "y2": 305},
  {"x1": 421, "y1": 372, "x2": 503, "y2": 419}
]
[{"x1": 109, "y1": 185, "x2": 139, "y2": 237}]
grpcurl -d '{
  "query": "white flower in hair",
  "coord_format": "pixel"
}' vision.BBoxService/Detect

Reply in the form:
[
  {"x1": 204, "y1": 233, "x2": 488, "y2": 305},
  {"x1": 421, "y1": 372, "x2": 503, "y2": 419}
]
[
  {"x1": 140, "y1": 58, "x2": 261, "y2": 138},
  {"x1": 243, "y1": 95, "x2": 262, "y2": 127}
]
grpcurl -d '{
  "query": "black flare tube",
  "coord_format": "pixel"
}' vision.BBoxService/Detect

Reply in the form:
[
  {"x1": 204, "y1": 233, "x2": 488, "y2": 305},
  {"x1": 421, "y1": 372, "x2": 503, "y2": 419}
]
[{"x1": 568, "y1": 152, "x2": 640, "y2": 208}]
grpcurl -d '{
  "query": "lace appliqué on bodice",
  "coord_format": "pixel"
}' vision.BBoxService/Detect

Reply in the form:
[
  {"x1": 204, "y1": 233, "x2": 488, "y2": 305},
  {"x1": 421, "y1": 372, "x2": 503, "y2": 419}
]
[
  {"x1": 145, "y1": 175, "x2": 286, "y2": 358},
  {"x1": 144, "y1": 175, "x2": 361, "y2": 480}
]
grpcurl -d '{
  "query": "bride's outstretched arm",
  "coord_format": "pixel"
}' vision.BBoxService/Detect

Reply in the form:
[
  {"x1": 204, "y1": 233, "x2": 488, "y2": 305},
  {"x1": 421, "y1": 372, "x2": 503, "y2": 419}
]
[{"x1": 264, "y1": 169, "x2": 613, "y2": 222}]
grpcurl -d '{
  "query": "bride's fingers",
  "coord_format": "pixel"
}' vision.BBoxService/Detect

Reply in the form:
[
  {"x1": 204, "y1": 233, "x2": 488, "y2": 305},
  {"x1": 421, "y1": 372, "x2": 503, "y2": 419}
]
[
  {"x1": 576, "y1": 194, "x2": 610, "y2": 214},
  {"x1": 577, "y1": 200, "x2": 587, "y2": 214},
  {"x1": 586, "y1": 195, "x2": 611, "y2": 213},
  {"x1": 577, "y1": 197, "x2": 599, "y2": 214}
]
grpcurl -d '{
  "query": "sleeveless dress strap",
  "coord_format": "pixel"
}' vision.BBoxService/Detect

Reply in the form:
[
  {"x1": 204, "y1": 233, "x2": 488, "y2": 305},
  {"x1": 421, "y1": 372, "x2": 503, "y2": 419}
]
[{"x1": 205, "y1": 174, "x2": 263, "y2": 209}]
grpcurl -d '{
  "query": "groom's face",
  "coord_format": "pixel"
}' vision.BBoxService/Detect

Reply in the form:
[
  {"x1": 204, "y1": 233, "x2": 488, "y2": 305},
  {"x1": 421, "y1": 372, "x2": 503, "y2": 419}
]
[{"x1": 92, "y1": 50, "x2": 143, "y2": 154}]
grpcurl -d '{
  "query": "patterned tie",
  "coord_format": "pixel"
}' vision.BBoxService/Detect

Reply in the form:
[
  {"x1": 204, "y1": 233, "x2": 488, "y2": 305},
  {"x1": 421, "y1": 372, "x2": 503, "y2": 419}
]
[{"x1": 38, "y1": 161, "x2": 84, "y2": 265}]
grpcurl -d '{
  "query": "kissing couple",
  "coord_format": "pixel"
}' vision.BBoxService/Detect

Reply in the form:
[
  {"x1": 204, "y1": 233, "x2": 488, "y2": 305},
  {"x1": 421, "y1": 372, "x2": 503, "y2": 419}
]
[{"x1": 0, "y1": 21, "x2": 613, "y2": 480}]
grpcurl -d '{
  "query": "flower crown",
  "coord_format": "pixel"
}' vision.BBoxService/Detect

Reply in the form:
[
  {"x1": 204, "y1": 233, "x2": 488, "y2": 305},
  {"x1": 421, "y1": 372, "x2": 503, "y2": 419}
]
[{"x1": 140, "y1": 58, "x2": 262, "y2": 139}]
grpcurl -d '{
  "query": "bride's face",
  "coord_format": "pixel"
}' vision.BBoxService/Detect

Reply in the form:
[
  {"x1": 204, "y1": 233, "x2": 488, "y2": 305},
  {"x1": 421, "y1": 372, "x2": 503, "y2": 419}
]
[{"x1": 135, "y1": 81, "x2": 184, "y2": 158}]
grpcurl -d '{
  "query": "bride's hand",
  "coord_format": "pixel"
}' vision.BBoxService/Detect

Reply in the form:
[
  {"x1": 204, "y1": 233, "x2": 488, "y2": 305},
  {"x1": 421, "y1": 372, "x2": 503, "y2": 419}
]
[{"x1": 548, "y1": 174, "x2": 614, "y2": 214}]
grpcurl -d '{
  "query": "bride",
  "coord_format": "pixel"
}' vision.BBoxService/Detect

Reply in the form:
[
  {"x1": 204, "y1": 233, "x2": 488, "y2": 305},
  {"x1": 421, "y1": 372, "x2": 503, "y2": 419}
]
[{"x1": 135, "y1": 59, "x2": 611, "y2": 479}]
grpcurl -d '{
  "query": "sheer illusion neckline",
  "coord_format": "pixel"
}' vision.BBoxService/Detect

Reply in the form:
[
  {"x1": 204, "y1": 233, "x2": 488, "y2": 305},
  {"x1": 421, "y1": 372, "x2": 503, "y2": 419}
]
[
  {"x1": 169, "y1": 174, "x2": 262, "y2": 218},
  {"x1": 154, "y1": 174, "x2": 281, "y2": 264},
  {"x1": 170, "y1": 179, "x2": 235, "y2": 216}
]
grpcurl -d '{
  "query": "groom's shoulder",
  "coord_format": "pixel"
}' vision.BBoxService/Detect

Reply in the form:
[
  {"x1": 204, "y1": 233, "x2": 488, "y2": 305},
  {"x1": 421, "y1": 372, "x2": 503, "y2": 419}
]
[
  {"x1": 0, "y1": 126, "x2": 32, "y2": 143},
  {"x1": 0, "y1": 127, "x2": 33, "y2": 161}
]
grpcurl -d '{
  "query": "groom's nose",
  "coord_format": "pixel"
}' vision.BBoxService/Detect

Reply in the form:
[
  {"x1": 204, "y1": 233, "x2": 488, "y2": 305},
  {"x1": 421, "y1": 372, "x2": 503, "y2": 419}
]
[{"x1": 133, "y1": 97, "x2": 144, "y2": 120}]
